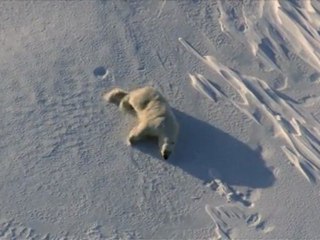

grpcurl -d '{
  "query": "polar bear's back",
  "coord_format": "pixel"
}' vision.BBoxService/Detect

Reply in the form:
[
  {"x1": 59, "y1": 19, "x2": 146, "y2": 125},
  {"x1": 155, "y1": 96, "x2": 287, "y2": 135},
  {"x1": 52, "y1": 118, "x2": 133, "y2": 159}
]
[
  {"x1": 128, "y1": 87, "x2": 178, "y2": 139},
  {"x1": 128, "y1": 86, "x2": 168, "y2": 113}
]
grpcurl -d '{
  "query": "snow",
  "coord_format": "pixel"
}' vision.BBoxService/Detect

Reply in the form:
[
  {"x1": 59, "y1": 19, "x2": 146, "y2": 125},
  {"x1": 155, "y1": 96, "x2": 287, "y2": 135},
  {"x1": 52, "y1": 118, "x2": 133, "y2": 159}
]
[{"x1": 1, "y1": 0, "x2": 320, "y2": 239}]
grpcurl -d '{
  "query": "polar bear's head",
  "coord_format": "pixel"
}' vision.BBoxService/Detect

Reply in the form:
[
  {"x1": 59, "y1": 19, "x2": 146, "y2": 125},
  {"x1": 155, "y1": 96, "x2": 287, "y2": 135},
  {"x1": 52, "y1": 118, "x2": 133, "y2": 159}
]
[{"x1": 160, "y1": 141, "x2": 175, "y2": 160}]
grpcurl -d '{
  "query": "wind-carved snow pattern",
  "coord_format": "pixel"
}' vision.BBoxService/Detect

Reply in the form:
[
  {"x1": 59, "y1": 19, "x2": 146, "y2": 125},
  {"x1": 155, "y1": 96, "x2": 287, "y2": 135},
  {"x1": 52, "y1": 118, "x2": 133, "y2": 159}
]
[
  {"x1": 217, "y1": 0, "x2": 320, "y2": 71},
  {"x1": 180, "y1": 37, "x2": 320, "y2": 183},
  {"x1": 0, "y1": 219, "x2": 53, "y2": 240},
  {"x1": 179, "y1": 1, "x2": 320, "y2": 238},
  {"x1": 179, "y1": 0, "x2": 320, "y2": 184},
  {"x1": 0, "y1": 218, "x2": 140, "y2": 240}
]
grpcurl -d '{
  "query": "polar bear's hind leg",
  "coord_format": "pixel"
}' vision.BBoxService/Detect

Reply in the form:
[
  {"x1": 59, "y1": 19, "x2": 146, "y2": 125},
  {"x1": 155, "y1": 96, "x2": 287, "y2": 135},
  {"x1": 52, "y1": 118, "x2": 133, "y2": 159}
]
[{"x1": 103, "y1": 88, "x2": 128, "y2": 106}]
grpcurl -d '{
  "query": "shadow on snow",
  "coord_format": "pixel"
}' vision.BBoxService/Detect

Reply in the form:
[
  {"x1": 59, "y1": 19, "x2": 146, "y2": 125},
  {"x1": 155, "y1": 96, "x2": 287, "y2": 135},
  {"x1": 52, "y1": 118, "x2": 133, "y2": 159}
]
[{"x1": 132, "y1": 109, "x2": 275, "y2": 189}]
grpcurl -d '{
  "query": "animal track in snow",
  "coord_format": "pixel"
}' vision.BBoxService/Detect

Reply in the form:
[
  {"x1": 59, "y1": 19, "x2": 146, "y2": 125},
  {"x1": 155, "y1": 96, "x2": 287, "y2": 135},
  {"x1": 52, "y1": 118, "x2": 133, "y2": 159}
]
[
  {"x1": 0, "y1": 218, "x2": 142, "y2": 240},
  {"x1": 206, "y1": 204, "x2": 273, "y2": 240},
  {"x1": 0, "y1": 219, "x2": 50, "y2": 240},
  {"x1": 93, "y1": 66, "x2": 109, "y2": 80},
  {"x1": 309, "y1": 72, "x2": 320, "y2": 83},
  {"x1": 246, "y1": 213, "x2": 261, "y2": 227},
  {"x1": 206, "y1": 169, "x2": 256, "y2": 208}
]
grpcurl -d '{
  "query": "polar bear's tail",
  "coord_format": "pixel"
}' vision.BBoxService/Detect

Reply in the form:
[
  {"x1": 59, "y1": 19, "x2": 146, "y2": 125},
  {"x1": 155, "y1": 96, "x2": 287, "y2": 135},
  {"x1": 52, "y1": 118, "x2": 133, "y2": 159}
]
[{"x1": 102, "y1": 88, "x2": 128, "y2": 106}]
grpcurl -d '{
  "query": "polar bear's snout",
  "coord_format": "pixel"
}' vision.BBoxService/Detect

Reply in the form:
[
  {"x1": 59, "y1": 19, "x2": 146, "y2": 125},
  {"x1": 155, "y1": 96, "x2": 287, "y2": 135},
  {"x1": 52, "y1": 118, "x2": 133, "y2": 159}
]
[
  {"x1": 162, "y1": 150, "x2": 170, "y2": 160},
  {"x1": 161, "y1": 142, "x2": 174, "y2": 160}
]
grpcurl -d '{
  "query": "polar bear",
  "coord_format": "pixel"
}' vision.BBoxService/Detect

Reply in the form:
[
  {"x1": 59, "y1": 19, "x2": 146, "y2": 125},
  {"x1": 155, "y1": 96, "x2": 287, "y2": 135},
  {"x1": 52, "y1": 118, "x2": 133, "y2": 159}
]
[{"x1": 103, "y1": 86, "x2": 179, "y2": 160}]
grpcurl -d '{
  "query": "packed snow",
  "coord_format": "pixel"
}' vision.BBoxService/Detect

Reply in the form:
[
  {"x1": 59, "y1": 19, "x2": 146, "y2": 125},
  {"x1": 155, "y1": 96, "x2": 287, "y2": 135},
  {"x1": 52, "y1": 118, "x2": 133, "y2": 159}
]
[{"x1": 1, "y1": 0, "x2": 320, "y2": 239}]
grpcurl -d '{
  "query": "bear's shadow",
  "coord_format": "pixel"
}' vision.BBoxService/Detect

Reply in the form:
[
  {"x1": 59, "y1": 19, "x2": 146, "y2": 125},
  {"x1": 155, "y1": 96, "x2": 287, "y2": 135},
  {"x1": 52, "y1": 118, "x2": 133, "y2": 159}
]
[{"x1": 132, "y1": 109, "x2": 275, "y2": 189}]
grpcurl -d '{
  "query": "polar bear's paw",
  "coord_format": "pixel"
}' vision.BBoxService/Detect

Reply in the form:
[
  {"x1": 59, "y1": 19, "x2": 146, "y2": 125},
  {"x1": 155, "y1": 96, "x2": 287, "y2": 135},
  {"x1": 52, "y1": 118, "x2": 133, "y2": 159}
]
[
  {"x1": 126, "y1": 137, "x2": 133, "y2": 146},
  {"x1": 126, "y1": 131, "x2": 139, "y2": 146},
  {"x1": 127, "y1": 134, "x2": 140, "y2": 146}
]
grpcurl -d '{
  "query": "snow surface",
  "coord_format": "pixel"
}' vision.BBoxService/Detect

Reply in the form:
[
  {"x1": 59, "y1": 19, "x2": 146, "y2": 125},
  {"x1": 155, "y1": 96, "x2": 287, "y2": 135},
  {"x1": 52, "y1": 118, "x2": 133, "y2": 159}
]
[{"x1": 1, "y1": 0, "x2": 320, "y2": 239}]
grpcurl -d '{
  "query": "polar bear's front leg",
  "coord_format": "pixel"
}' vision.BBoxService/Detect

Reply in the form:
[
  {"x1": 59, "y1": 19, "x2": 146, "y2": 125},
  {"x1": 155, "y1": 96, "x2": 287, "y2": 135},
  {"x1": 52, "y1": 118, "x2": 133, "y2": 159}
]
[{"x1": 127, "y1": 123, "x2": 148, "y2": 145}]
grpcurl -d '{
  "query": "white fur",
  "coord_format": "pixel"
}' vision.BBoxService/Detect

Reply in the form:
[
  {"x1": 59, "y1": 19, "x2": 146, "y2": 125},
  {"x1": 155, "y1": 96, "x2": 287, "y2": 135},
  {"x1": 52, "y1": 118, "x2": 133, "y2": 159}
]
[{"x1": 103, "y1": 86, "x2": 179, "y2": 160}]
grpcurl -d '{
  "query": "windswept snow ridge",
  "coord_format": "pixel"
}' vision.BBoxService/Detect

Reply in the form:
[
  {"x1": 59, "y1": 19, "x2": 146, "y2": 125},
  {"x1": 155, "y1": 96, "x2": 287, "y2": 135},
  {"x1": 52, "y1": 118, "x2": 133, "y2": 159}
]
[
  {"x1": 182, "y1": 37, "x2": 320, "y2": 183},
  {"x1": 180, "y1": 0, "x2": 320, "y2": 183},
  {"x1": 217, "y1": 0, "x2": 320, "y2": 71}
]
